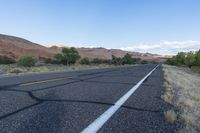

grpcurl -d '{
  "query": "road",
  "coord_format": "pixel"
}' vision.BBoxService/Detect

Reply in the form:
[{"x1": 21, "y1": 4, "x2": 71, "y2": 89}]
[{"x1": 0, "y1": 64, "x2": 180, "y2": 133}]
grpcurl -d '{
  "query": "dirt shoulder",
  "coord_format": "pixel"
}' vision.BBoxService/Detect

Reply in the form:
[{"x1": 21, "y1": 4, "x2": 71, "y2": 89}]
[{"x1": 162, "y1": 64, "x2": 200, "y2": 133}]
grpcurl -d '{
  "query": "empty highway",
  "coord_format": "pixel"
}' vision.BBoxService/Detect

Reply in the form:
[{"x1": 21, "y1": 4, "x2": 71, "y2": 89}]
[{"x1": 0, "y1": 64, "x2": 180, "y2": 133}]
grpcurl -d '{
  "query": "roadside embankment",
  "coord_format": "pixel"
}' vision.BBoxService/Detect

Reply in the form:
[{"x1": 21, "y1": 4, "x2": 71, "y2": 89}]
[{"x1": 162, "y1": 64, "x2": 200, "y2": 133}]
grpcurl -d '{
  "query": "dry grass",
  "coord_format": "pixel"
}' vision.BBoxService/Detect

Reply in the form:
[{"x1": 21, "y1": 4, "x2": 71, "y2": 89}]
[
  {"x1": 191, "y1": 66, "x2": 200, "y2": 73},
  {"x1": 165, "y1": 110, "x2": 177, "y2": 123},
  {"x1": 161, "y1": 81, "x2": 173, "y2": 104},
  {"x1": 162, "y1": 64, "x2": 200, "y2": 132},
  {"x1": 0, "y1": 64, "x2": 126, "y2": 76},
  {"x1": 180, "y1": 113, "x2": 193, "y2": 125}
]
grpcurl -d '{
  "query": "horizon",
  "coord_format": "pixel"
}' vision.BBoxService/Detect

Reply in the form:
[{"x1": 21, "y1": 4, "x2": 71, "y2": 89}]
[{"x1": 0, "y1": 0, "x2": 200, "y2": 55}]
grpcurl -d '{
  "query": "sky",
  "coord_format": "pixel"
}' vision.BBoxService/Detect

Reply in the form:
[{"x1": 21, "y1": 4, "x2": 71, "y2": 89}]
[{"x1": 0, "y1": 0, "x2": 200, "y2": 55}]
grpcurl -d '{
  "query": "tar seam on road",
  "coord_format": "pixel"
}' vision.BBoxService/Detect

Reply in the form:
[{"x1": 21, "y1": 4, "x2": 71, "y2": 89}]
[
  {"x1": 0, "y1": 69, "x2": 116, "y2": 90},
  {"x1": 81, "y1": 65, "x2": 159, "y2": 133},
  {"x1": 19, "y1": 77, "x2": 67, "y2": 86}
]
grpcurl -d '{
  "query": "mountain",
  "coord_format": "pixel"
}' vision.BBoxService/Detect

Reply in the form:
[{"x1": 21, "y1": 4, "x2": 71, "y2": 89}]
[
  {"x1": 0, "y1": 34, "x2": 57, "y2": 60},
  {"x1": 0, "y1": 34, "x2": 166, "y2": 62}
]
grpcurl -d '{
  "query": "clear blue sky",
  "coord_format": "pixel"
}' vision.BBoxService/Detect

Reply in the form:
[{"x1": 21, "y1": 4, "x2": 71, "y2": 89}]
[{"x1": 0, "y1": 0, "x2": 200, "y2": 54}]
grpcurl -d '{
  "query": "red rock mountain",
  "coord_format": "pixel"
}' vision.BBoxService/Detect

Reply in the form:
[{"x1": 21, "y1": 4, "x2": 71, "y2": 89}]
[{"x1": 0, "y1": 34, "x2": 166, "y2": 62}]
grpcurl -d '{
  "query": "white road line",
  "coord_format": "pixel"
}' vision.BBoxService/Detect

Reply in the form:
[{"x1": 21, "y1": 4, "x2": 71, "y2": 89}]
[{"x1": 81, "y1": 65, "x2": 159, "y2": 133}]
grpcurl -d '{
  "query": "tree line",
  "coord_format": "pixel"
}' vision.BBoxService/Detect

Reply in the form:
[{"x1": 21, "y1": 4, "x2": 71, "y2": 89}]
[
  {"x1": 0, "y1": 47, "x2": 151, "y2": 67},
  {"x1": 166, "y1": 50, "x2": 200, "y2": 67},
  {"x1": 54, "y1": 47, "x2": 149, "y2": 65}
]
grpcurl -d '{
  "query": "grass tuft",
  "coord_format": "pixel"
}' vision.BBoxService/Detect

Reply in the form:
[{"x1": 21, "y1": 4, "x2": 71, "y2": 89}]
[
  {"x1": 176, "y1": 99, "x2": 194, "y2": 109},
  {"x1": 162, "y1": 64, "x2": 200, "y2": 132},
  {"x1": 180, "y1": 114, "x2": 193, "y2": 125},
  {"x1": 165, "y1": 110, "x2": 177, "y2": 123}
]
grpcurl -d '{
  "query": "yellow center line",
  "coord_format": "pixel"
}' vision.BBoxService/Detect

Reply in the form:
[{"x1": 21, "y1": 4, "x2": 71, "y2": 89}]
[{"x1": 19, "y1": 77, "x2": 68, "y2": 86}]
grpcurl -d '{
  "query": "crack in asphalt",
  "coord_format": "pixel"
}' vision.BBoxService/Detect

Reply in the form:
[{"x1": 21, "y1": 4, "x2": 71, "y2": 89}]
[
  {"x1": 0, "y1": 74, "x2": 103, "y2": 92},
  {"x1": 0, "y1": 69, "x2": 118, "y2": 90},
  {"x1": 75, "y1": 80, "x2": 135, "y2": 85},
  {"x1": 0, "y1": 66, "x2": 163, "y2": 122},
  {"x1": 0, "y1": 102, "x2": 42, "y2": 120},
  {"x1": 0, "y1": 72, "x2": 141, "y2": 93},
  {"x1": 0, "y1": 90, "x2": 163, "y2": 121},
  {"x1": 28, "y1": 92, "x2": 43, "y2": 102},
  {"x1": 29, "y1": 92, "x2": 163, "y2": 113}
]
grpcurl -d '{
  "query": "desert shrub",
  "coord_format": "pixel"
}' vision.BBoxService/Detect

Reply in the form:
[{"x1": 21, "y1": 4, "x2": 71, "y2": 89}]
[
  {"x1": 140, "y1": 60, "x2": 148, "y2": 64},
  {"x1": 133, "y1": 58, "x2": 141, "y2": 64},
  {"x1": 111, "y1": 55, "x2": 123, "y2": 65},
  {"x1": 0, "y1": 56, "x2": 16, "y2": 64},
  {"x1": 176, "y1": 52, "x2": 186, "y2": 65},
  {"x1": 101, "y1": 59, "x2": 112, "y2": 64},
  {"x1": 44, "y1": 58, "x2": 54, "y2": 64},
  {"x1": 166, "y1": 56, "x2": 178, "y2": 65},
  {"x1": 54, "y1": 53, "x2": 63, "y2": 63},
  {"x1": 165, "y1": 110, "x2": 177, "y2": 123},
  {"x1": 166, "y1": 50, "x2": 200, "y2": 68},
  {"x1": 18, "y1": 56, "x2": 37, "y2": 67},
  {"x1": 185, "y1": 52, "x2": 196, "y2": 68},
  {"x1": 91, "y1": 58, "x2": 111, "y2": 65},
  {"x1": 194, "y1": 52, "x2": 200, "y2": 66},
  {"x1": 91, "y1": 58, "x2": 103, "y2": 64},
  {"x1": 80, "y1": 57, "x2": 90, "y2": 65},
  {"x1": 122, "y1": 53, "x2": 133, "y2": 64},
  {"x1": 112, "y1": 54, "x2": 142, "y2": 65},
  {"x1": 54, "y1": 47, "x2": 80, "y2": 65}
]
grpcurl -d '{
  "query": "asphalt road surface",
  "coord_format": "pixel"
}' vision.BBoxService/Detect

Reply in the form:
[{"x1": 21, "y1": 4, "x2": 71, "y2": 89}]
[{"x1": 0, "y1": 64, "x2": 180, "y2": 133}]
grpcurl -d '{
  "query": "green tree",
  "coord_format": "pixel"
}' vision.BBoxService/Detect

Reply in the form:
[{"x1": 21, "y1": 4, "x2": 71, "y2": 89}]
[
  {"x1": 133, "y1": 58, "x2": 141, "y2": 64},
  {"x1": 140, "y1": 60, "x2": 148, "y2": 64},
  {"x1": 54, "y1": 47, "x2": 80, "y2": 65},
  {"x1": 18, "y1": 56, "x2": 37, "y2": 67},
  {"x1": 185, "y1": 52, "x2": 196, "y2": 67},
  {"x1": 166, "y1": 50, "x2": 200, "y2": 67},
  {"x1": 92, "y1": 58, "x2": 103, "y2": 64},
  {"x1": 80, "y1": 57, "x2": 90, "y2": 65},
  {"x1": 176, "y1": 52, "x2": 186, "y2": 65},
  {"x1": 166, "y1": 56, "x2": 177, "y2": 65},
  {"x1": 195, "y1": 51, "x2": 200, "y2": 66},
  {"x1": 54, "y1": 53, "x2": 63, "y2": 63},
  {"x1": 122, "y1": 53, "x2": 133, "y2": 64},
  {"x1": 111, "y1": 55, "x2": 123, "y2": 65}
]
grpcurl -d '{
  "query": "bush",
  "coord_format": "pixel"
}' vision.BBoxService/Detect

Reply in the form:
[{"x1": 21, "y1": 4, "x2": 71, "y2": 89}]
[
  {"x1": 140, "y1": 60, "x2": 148, "y2": 64},
  {"x1": 44, "y1": 58, "x2": 53, "y2": 64},
  {"x1": 0, "y1": 56, "x2": 16, "y2": 64},
  {"x1": 54, "y1": 47, "x2": 80, "y2": 65},
  {"x1": 176, "y1": 52, "x2": 186, "y2": 65},
  {"x1": 166, "y1": 50, "x2": 200, "y2": 68},
  {"x1": 122, "y1": 53, "x2": 132, "y2": 64},
  {"x1": 101, "y1": 59, "x2": 112, "y2": 64},
  {"x1": 185, "y1": 52, "x2": 196, "y2": 68},
  {"x1": 166, "y1": 56, "x2": 177, "y2": 65},
  {"x1": 111, "y1": 55, "x2": 123, "y2": 65},
  {"x1": 80, "y1": 57, "x2": 90, "y2": 65},
  {"x1": 122, "y1": 53, "x2": 141, "y2": 64},
  {"x1": 194, "y1": 52, "x2": 200, "y2": 66},
  {"x1": 92, "y1": 58, "x2": 103, "y2": 64},
  {"x1": 111, "y1": 54, "x2": 142, "y2": 65},
  {"x1": 18, "y1": 56, "x2": 37, "y2": 67}
]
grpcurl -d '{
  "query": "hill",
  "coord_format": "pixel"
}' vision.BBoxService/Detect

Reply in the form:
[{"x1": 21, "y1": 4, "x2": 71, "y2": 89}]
[{"x1": 0, "y1": 34, "x2": 166, "y2": 62}]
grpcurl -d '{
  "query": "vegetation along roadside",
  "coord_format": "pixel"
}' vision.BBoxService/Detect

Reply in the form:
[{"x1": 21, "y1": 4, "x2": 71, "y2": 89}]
[
  {"x1": 162, "y1": 49, "x2": 200, "y2": 133},
  {"x1": 0, "y1": 47, "x2": 152, "y2": 76}
]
